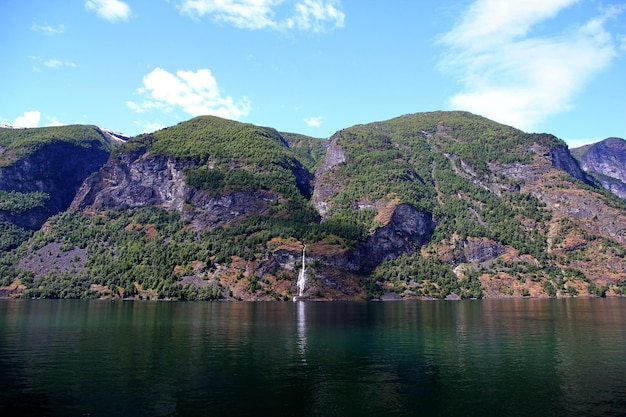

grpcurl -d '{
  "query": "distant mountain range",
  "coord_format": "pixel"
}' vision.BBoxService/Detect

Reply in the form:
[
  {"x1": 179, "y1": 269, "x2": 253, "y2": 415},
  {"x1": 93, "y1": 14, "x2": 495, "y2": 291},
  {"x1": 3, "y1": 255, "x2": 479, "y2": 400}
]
[
  {"x1": 571, "y1": 138, "x2": 626, "y2": 199},
  {"x1": 1, "y1": 112, "x2": 624, "y2": 300}
]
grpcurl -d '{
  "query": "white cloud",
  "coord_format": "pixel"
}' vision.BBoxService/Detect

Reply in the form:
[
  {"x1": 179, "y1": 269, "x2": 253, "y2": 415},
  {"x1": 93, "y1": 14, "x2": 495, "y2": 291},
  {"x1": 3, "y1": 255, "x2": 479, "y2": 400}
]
[
  {"x1": 12, "y1": 111, "x2": 41, "y2": 128},
  {"x1": 304, "y1": 116, "x2": 323, "y2": 127},
  {"x1": 439, "y1": 0, "x2": 624, "y2": 131},
  {"x1": 286, "y1": 0, "x2": 344, "y2": 32},
  {"x1": 179, "y1": 0, "x2": 344, "y2": 32},
  {"x1": 180, "y1": 0, "x2": 281, "y2": 29},
  {"x1": 128, "y1": 68, "x2": 251, "y2": 120},
  {"x1": 31, "y1": 24, "x2": 65, "y2": 35},
  {"x1": 45, "y1": 117, "x2": 66, "y2": 127},
  {"x1": 125, "y1": 101, "x2": 146, "y2": 113},
  {"x1": 44, "y1": 59, "x2": 77, "y2": 69},
  {"x1": 85, "y1": 0, "x2": 131, "y2": 22},
  {"x1": 440, "y1": 0, "x2": 577, "y2": 50}
]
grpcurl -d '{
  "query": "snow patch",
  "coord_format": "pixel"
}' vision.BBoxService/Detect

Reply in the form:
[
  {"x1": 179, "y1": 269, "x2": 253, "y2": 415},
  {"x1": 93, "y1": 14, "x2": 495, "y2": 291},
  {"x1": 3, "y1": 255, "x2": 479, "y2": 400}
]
[{"x1": 99, "y1": 127, "x2": 130, "y2": 142}]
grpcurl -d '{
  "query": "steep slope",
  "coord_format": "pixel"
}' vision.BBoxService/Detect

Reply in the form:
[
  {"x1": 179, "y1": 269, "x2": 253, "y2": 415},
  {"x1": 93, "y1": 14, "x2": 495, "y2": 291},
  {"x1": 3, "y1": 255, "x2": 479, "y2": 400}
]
[
  {"x1": 0, "y1": 125, "x2": 118, "y2": 249},
  {"x1": 571, "y1": 137, "x2": 626, "y2": 199},
  {"x1": 280, "y1": 132, "x2": 328, "y2": 172},
  {"x1": 71, "y1": 116, "x2": 314, "y2": 228},
  {"x1": 1, "y1": 112, "x2": 624, "y2": 300},
  {"x1": 314, "y1": 111, "x2": 626, "y2": 298},
  {"x1": 0, "y1": 116, "x2": 329, "y2": 300}
]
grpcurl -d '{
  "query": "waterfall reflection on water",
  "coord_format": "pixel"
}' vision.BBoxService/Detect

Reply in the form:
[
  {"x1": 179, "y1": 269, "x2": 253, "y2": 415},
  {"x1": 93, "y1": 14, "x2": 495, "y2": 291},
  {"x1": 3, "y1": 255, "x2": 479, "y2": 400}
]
[{"x1": 296, "y1": 300, "x2": 307, "y2": 364}]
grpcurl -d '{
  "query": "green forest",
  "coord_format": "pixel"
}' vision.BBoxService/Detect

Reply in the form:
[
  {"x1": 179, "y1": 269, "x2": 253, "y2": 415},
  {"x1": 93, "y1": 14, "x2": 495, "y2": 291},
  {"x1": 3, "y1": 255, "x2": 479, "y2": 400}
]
[{"x1": 0, "y1": 124, "x2": 116, "y2": 167}]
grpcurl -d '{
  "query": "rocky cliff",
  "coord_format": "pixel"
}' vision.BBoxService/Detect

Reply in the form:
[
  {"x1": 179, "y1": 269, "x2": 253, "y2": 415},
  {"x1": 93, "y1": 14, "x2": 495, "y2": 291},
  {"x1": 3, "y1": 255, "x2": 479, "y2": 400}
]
[
  {"x1": 549, "y1": 144, "x2": 593, "y2": 184},
  {"x1": 572, "y1": 137, "x2": 626, "y2": 199},
  {"x1": 311, "y1": 132, "x2": 346, "y2": 218},
  {"x1": 0, "y1": 126, "x2": 116, "y2": 230},
  {"x1": 357, "y1": 203, "x2": 434, "y2": 270},
  {"x1": 71, "y1": 117, "x2": 314, "y2": 231},
  {"x1": 71, "y1": 150, "x2": 281, "y2": 229}
]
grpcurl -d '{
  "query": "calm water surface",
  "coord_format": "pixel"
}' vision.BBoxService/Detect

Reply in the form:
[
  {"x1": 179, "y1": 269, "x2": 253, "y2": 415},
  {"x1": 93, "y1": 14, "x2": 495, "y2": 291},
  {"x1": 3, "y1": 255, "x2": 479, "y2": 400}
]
[{"x1": 1, "y1": 298, "x2": 625, "y2": 417}]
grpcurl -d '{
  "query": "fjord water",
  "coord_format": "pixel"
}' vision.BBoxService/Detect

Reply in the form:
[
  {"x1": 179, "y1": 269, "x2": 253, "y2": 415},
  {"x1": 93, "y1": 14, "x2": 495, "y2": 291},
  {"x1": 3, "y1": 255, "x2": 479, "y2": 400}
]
[{"x1": 1, "y1": 299, "x2": 625, "y2": 417}]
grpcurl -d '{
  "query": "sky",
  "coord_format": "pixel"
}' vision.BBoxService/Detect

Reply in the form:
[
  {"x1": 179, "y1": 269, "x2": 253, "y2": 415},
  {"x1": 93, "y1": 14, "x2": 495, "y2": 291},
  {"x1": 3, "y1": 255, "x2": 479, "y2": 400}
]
[{"x1": 1, "y1": 0, "x2": 625, "y2": 148}]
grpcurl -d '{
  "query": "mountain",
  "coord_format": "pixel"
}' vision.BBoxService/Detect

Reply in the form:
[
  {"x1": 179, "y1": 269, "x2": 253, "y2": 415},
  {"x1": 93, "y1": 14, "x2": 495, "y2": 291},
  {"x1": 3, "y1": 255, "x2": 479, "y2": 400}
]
[
  {"x1": 279, "y1": 132, "x2": 328, "y2": 172},
  {"x1": 0, "y1": 124, "x2": 120, "y2": 251},
  {"x1": 571, "y1": 137, "x2": 626, "y2": 199},
  {"x1": 0, "y1": 112, "x2": 624, "y2": 300}
]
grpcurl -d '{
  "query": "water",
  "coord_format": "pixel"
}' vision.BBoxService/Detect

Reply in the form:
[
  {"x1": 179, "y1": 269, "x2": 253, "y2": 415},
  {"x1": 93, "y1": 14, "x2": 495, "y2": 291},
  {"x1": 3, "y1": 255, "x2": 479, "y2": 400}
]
[
  {"x1": 1, "y1": 298, "x2": 625, "y2": 417},
  {"x1": 297, "y1": 244, "x2": 307, "y2": 297}
]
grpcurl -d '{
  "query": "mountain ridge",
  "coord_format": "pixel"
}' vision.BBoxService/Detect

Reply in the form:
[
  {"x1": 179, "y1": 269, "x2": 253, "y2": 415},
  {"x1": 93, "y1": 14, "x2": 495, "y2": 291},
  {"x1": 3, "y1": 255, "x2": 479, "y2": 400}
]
[{"x1": 0, "y1": 112, "x2": 624, "y2": 300}]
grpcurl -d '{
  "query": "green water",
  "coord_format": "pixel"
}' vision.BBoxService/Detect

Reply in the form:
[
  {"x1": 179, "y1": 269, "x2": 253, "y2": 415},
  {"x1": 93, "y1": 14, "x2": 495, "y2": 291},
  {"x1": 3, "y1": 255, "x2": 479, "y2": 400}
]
[{"x1": 1, "y1": 298, "x2": 625, "y2": 416}]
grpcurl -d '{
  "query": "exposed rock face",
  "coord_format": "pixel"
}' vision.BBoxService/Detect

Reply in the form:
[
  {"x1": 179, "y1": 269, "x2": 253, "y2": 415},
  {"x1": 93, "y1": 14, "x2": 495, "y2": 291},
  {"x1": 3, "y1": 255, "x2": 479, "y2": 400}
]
[
  {"x1": 596, "y1": 178, "x2": 626, "y2": 199},
  {"x1": 358, "y1": 204, "x2": 434, "y2": 270},
  {"x1": 311, "y1": 133, "x2": 346, "y2": 218},
  {"x1": 183, "y1": 189, "x2": 277, "y2": 229},
  {"x1": 0, "y1": 142, "x2": 111, "y2": 229},
  {"x1": 550, "y1": 145, "x2": 590, "y2": 184},
  {"x1": 72, "y1": 150, "x2": 279, "y2": 229},
  {"x1": 576, "y1": 138, "x2": 626, "y2": 181},
  {"x1": 493, "y1": 146, "x2": 626, "y2": 247},
  {"x1": 311, "y1": 203, "x2": 435, "y2": 273},
  {"x1": 72, "y1": 151, "x2": 190, "y2": 211},
  {"x1": 573, "y1": 137, "x2": 626, "y2": 199},
  {"x1": 291, "y1": 162, "x2": 314, "y2": 200},
  {"x1": 448, "y1": 237, "x2": 506, "y2": 264}
]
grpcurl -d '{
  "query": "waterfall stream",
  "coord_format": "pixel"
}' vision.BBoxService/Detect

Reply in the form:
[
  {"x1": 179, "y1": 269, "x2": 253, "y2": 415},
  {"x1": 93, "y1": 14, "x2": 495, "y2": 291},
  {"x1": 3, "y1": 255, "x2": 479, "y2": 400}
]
[{"x1": 296, "y1": 245, "x2": 306, "y2": 298}]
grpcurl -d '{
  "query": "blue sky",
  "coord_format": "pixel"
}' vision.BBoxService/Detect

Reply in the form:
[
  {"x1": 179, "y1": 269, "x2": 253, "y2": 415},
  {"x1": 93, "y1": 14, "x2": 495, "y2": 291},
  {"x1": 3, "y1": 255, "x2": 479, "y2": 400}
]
[{"x1": 1, "y1": 0, "x2": 624, "y2": 147}]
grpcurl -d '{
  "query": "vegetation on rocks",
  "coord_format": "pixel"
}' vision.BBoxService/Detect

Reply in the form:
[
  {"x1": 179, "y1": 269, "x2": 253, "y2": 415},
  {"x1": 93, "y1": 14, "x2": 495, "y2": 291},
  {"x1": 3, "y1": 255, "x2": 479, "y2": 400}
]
[
  {"x1": 0, "y1": 112, "x2": 624, "y2": 300},
  {"x1": 0, "y1": 190, "x2": 50, "y2": 214},
  {"x1": 0, "y1": 124, "x2": 117, "y2": 167}
]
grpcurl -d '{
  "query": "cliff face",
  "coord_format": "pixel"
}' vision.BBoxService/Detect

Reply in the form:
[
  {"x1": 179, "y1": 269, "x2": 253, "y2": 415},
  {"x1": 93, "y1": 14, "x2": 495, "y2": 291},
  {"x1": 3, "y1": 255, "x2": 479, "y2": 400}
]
[
  {"x1": 306, "y1": 203, "x2": 435, "y2": 274},
  {"x1": 492, "y1": 146, "x2": 626, "y2": 247},
  {"x1": 357, "y1": 204, "x2": 434, "y2": 270},
  {"x1": 72, "y1": 150, "x2": 280, "y2": 229},
  {"x1": 572, "y1": 137, "x2": 626, "y2": 199},
  {"x1": 0, "y1": 140, "x2": 111, "y2": 229},
  {"x1": 311, "y1": 132, "x2": 346, "y2": 218},
  {"x1": 549, "y1": 145, "x2": 592, "y2": 184},
  {"x1": 72, "y1": 151, "x2": 190, "y2": 211}
]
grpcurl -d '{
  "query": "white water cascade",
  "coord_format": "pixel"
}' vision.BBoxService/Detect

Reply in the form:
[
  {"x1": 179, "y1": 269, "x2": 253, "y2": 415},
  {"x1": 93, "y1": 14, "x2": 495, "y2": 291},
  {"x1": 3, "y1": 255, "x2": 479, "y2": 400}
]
[{"x1": 296, "y1": 245, "x2": 307, "y2": 298}]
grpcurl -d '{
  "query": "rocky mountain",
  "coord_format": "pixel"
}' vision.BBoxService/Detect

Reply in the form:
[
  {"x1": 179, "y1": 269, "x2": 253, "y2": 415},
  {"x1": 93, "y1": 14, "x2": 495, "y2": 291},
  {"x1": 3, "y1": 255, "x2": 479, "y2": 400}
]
[
  {"x1": 71, "y1": 117, "x2": 315, "y2": 228},
  {"x1": 0, "y1": 125, "x2": 120, "y2": 250},
  {"x1": 1, "y1": 112, "x2": 624, "y2": 300},
  {"x1": 571, "y1": 137, "x2": 626, "y2": 199}
]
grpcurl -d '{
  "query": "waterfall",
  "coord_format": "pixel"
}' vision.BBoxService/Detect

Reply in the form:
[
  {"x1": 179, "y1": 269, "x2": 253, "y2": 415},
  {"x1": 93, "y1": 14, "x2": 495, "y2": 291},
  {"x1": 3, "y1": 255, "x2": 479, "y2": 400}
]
[{"x1": 296, "y1": 245, "x2": 306, "y2": 298}]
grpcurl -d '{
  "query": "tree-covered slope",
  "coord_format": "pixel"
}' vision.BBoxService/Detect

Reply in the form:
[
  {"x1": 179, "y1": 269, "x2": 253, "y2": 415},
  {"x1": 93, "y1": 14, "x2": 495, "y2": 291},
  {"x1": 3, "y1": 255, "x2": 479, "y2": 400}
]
[
  {"x1": 0, "y1": 117, "x2": 327, "y2": 300},
  {"x1": 280, "y1": 132, "x2": 328, "y2": 172},
  {"x1": 0, "y1": 125, "x2": 120, "y2": 250},
  {"x1": 0, "y1": 124, "x2": 117, "y2": 167},
  {"x1": 313, "y1": 111, "x2": 625, "y2": 299},
  {"x1": 1, "y1": 112, "x2": 624, "y2": 300},
  {"x1": 108, "y1": 116, "x2": 313, "y2": 199}
]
